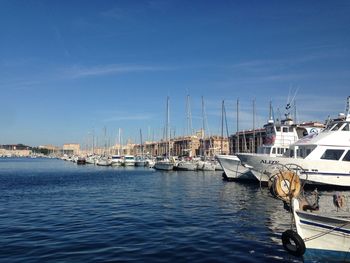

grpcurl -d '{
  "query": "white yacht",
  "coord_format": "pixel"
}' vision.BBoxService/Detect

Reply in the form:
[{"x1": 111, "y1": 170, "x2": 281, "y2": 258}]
[
  {"x1": 111, "y1": 155, "x2": 124, "y2": 166},
  {"x1": 175, "y1": 158, "x2": 197, "y2": 171},
  {"x1": 123, "y1": 155, "x2": 135, "y2": 166},
  {"x1": 135, "y1": 156, "x2": 147, "y2": 167},
  {"x1": 237, "y1": 96, "x2": 350, "y2": 187},
  {"x1": 154, "y1": 157, "x2": 174, "y2": 171},
  {"x1": 196, "y1": 159, "x2": 216, "y2": 171},
  {"x1": 217, "y1": 116, "x2": 323, "y2": 181},
  {"x1": 96, "y1": 156, "x2": 112, "y2": 166}
]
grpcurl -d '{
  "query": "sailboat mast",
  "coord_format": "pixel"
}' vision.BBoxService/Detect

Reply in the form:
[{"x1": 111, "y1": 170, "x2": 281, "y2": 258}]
[
  {"x1": 221, "y1": 100, "x2": 224, "y2": 154},
  {"x1": 92, "y1": 130, "x2": 95, "y2": 155},
  {"x1": 104, "y1": 126, "x2": 107, "y2": 156},
  {"x1": 118, "y1": 128, "x2": 122, "y2": 155},
  {"x1": 139, "y1": 128, "x2": 143, "y2": 157},
  {"x1": 186, "y1": 94, "x2": 193, "y2": 136},
  {"x1": 201, "y1": 96, "x2": 205, "y2": 156},
  {"x1": 236, "y1": 98, "x2": 239, "y2": 153},
  {"x1": 166, "y1": 96, "x2": 170, "y2": 158},
  {"x1": 252, "y1": 99, "x2": 256, "y2": 154}
]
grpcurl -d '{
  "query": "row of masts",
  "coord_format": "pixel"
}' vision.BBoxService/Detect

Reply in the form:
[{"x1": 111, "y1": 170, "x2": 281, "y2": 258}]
[{"x1": 83, "y1": 95, "x2": 300, "y2": 156}]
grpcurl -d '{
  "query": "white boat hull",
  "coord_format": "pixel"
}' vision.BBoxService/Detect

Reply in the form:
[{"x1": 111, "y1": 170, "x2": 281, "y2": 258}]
[
  {"x1": 175, "y1": 161, "x2": 197, "y2": 171},
  {"x1": 293, "y1": 198, "x2": 350, "y2": 257},
  {"x1": 216, "y1": 155, "x2": 255, "y2": 180},
  {"x1": 197, "y1": 161, "x2": 216, "y2": 171},
  {"x1": 237, "y1": 153, "x2": 350, "y2": 187},
  {"x1": 154, "y1": 162, "x2": 174, "y2": 171}
]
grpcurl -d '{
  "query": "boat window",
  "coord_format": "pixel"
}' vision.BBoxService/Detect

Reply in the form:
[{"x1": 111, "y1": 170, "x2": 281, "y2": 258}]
[
  {"x1": 341, "y1": 123, "x2": 350, "y2": 131},
  {"x1": 296, "y1": 149, "x2": 302, "y2": 157},
  {"x1": 306, "y1": 149, "x2": 312, "y2": 156},
  {"x1": 342, "y1": 151, "x2": 350, "y2": 162},
  {"x1": 331, "y1": 122, "x2": 344, "y2": 131},
  {"x1": 321, "y1": 149, "x2": 345, "y2": 160},
  {"x1": 283, "y1": 127, "x2": 289, "y2": 133},
  {"x1": 289, "y1": 149, "x2": 294, "y2": 157},
  {"x1": 276, "y1": 127, "x2": 281, "y2": 132},
  {"x1": 272, "y1": 148, "x2": 276, "y2": 154}
]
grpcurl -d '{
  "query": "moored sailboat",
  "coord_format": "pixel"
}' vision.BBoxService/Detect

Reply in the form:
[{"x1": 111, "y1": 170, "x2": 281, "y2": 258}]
[{"x1": 154, "y1": 96, "x2": 174, "y2": 171}]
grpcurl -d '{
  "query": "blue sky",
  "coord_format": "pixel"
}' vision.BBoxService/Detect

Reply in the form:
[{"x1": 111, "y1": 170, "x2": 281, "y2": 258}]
[{"x1": 1, "y1": 0, "x2": 350, "y2": 147}]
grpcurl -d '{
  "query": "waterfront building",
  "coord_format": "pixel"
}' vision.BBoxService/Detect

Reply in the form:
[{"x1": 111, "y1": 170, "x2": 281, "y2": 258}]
[
  {"x1": 172, "y1": 135, "x2": 200, "y2": 157},
  {"x1": 199, "y1": 136, "x2": 230, "y2": 156},
  {"x1": 229, "y1": 128, "x2": 266, "y2": 154},
  {"x1": 63, "y1": 143, "x2": 80, "y2": 155},
  {"x1": 0, "y1": 144, "x2": 32, "y2": 157}
]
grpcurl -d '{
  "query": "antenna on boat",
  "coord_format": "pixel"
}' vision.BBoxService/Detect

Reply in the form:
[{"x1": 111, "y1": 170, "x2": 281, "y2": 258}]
[
  {"x1": 285, "y1": 88, "x2": 298, "y2": 121},
  {"x1": 346, "y1": 96, "x2": 350, "y2": 120},
  {"x1": 268, "y1": 100, "x2": 274, "y2": 123}
]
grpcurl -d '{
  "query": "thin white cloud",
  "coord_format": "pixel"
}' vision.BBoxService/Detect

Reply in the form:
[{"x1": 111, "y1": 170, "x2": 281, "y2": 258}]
[{"x1": 64, "y1": 64, "x2": 170, "y2": 79}]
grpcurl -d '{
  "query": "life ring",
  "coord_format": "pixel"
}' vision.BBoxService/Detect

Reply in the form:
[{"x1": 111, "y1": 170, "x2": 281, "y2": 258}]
[
  {"x1": 272, "y1": 170, "x2": 301, "y2": 202},
  {"x1": 282, "y1": 230, "x2": 306, "y2": 257}
]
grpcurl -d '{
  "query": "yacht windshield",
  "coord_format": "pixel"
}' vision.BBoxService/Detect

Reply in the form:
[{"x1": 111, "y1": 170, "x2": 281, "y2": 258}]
[
  {"x1": 341, "y1": 123, "x2": 350, "y2": 131},
  {"x1": 330, "y1": 122, "x2": 344, "y2": 131}
]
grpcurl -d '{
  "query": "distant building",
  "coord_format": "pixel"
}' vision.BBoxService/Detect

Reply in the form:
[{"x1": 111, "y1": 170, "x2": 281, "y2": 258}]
[
  {"x1": 172, "y1": 135, "x2": 200, "y2": 157},
  {"x1": 63, "y1": 143, "x2": 80, "y2": 155},
  {"x1": 199, "y1": 135, "x2": 229, "y2": 156},
  {"x1": 39, "y1": 145, "x2": 60, "y2": 154},
  {"x1": 0, "y1": 144, "x2": 32, "y2": 157}
]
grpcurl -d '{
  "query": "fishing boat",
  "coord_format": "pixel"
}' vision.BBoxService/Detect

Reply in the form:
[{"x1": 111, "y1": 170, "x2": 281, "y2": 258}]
[
  {"x1": 282, "y1": 196, "x2": 350, "y2": 260},
  {"x1": 268, "y1": 167, "x2": 350, "y2": 260},
  {"x1": 237, "y1": 96, "x2": 350, "y2": 187}
]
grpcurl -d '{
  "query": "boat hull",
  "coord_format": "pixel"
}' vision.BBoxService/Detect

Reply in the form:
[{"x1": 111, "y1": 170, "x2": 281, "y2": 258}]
[
  {"x1": 292, "y1": 199, "x2": 350, "y2": 258},
  {"x1": 216, "y1": 155, "x2": 255, "y2": 181},
  {"x1": 237, "y1": 153, "x2": 350, "y2": 187},
  {"x1": 175, "y1": 162, "x2": 197, "y2": 171},
  {"x1": 154, "y1": 162, "x2": 174, "y2": 171}
]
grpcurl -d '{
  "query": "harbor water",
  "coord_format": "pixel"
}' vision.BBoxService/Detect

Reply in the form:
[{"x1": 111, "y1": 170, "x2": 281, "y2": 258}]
[{"x1": 0, "y1": 158, "x2": 301, "y2": 262}]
